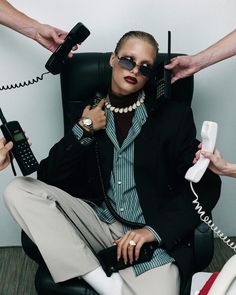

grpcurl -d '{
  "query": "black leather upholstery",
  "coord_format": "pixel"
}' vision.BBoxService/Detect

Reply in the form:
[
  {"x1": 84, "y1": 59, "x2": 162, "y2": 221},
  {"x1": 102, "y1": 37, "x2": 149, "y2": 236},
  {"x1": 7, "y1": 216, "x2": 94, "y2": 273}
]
[{"x1": 21, "y1": 52, "x2": 213, "y2": 295}]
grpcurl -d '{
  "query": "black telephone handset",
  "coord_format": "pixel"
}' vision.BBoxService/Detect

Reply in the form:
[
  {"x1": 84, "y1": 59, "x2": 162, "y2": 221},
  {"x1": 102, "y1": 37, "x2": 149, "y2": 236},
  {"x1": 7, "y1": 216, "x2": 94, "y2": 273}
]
[
  {"x1": 0, "y1": 108, "x2": 39, "y2": 176},
  {"x1": 156, "y1": 31, "x2": 172, "y2": 100},
  {"x1": 45, "y1": 22, "x2": 90, "y2": 75}
]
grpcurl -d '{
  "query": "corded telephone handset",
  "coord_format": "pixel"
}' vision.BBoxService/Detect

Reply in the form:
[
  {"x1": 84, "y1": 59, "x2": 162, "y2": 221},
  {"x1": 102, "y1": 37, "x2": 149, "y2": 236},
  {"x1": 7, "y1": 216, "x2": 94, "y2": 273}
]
[
  {"x1": 156, "y1": 30, "x2": 171, "y2": 100},
  {"x1": 0, "y1": 108, "x2": 39, "y2": 176},
  {"x1": 45, "y1": 22, "x2": 90, "y2": 75},
  {"x1": 185, "y1": 121, "x2": 236, "y2": 294},
  {"x1": 0, "y1": 22, "x2": 90, "y2": 91},
  {"x1": 185, "y1": 121, "x2": 236, "y2": 252}
]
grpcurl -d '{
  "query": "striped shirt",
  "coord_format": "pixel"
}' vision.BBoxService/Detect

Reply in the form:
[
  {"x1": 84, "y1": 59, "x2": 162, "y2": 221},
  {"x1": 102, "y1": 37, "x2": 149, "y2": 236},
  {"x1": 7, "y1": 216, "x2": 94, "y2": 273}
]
[{"x1": 72, "y1": 102, "x2": 174, "y2": 276}]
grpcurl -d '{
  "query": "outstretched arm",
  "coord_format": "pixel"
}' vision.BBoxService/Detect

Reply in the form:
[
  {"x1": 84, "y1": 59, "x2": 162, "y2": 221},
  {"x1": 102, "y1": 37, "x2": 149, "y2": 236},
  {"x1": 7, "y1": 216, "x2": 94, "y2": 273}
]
[
  {"x1": 0, "y1": 0, "x2": 75, "y2": 53},
  {"x1": 165, "y1": 29, "x2": 236, "y2": 83}
]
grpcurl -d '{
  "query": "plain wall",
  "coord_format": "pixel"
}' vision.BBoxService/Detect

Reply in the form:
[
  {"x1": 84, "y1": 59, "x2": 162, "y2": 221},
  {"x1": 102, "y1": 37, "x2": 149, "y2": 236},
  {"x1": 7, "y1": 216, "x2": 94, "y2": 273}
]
[{"x1": 0, "y1": 0, "x2": 236, "y2": 246}]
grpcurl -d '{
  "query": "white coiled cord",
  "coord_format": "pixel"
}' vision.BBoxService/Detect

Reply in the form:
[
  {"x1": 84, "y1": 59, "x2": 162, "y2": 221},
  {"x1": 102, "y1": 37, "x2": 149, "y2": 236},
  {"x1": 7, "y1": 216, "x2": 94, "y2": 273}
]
[{"x1": 190, "y1": 181, "x2": 236, "y2": 252}]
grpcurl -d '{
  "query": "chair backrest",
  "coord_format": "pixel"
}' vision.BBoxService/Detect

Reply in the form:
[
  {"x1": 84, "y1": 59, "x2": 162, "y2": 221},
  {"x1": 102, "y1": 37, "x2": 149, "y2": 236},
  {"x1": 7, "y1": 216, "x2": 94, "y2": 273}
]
[{"x1": 60, "y1": 52, "x2": 194, "y2": 133}]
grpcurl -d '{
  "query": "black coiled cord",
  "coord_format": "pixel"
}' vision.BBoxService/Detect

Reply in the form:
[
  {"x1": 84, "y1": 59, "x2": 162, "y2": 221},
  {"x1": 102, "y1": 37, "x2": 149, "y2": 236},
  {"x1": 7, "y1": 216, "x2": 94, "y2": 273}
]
[{"x1": 0, "y1": 71, "x2": 49, "y2": 91}]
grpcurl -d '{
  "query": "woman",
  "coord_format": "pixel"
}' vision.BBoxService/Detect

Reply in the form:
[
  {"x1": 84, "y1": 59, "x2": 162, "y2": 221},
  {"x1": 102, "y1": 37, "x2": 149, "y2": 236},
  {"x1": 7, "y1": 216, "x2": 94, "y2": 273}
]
[{"x1": 4, "y1": 31, "x2": 221, "y2": 295}]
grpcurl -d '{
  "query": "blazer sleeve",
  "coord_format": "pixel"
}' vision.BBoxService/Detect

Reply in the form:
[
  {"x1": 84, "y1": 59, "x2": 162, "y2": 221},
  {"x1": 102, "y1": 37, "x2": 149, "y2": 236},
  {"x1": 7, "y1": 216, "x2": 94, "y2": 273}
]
[
  {"x1": 149, "y1": 107, "x2": 221, "y2": 250},
  {"x1": 37, "y1": 129, "x2": 93, "y2": 187}
]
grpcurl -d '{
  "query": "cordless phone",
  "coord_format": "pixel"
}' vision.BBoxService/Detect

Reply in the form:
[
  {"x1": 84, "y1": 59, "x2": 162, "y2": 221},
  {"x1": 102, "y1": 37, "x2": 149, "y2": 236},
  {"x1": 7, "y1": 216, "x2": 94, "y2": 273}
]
[
  {"x1": 156, "y1": 31, "x2": 172, "y2": 99},
  {"x1": 45, "y1": 22, "x2": 90, "y2": 75},
  {"x1": 0, "y1": 108, "x2": 39, "y2": 176}
]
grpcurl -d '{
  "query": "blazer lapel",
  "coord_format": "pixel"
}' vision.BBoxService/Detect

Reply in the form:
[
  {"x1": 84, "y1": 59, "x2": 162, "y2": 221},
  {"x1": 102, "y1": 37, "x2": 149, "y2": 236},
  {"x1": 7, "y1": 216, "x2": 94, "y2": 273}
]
[{"x1": 95, "y1": 130, "x2": 114, "y2": 187}]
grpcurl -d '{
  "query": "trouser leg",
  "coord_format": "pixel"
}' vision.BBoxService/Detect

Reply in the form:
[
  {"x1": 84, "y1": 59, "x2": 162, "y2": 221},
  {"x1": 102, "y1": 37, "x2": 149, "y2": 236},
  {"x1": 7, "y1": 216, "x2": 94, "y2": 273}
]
[
  {"x1": 4, "y1": 176, "x2": 115, "y2": 282},
  {"x1": 4, "y1": 177, "x2": 180, "y2": 294},
  {"x1": 120, "y1": 263, "x2": 180, "y2": 295}
]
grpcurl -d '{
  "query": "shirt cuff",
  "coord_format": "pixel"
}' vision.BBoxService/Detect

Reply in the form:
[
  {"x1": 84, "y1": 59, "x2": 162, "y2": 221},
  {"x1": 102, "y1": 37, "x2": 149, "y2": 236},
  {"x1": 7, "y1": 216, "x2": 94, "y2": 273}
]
[
  {"x1": 72, "y1": 124, "x2": 94, "y2": 146},
  {"x1": 145, "y1": 225, "x2": 162, "y2": 245}
]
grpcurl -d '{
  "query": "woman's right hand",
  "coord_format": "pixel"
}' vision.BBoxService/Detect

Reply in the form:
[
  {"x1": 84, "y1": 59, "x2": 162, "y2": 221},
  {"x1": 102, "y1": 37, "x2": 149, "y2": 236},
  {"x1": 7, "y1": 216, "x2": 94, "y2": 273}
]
[{"x1": 79, "y1": 99, "x2": 106, "y2": 132}]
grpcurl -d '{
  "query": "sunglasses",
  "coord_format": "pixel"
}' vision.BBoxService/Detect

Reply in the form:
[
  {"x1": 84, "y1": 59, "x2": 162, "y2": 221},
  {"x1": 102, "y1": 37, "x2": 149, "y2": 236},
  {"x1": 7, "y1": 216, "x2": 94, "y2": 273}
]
[{"x1": 116, "y1": 56, "x2": 154, "y2": 78}]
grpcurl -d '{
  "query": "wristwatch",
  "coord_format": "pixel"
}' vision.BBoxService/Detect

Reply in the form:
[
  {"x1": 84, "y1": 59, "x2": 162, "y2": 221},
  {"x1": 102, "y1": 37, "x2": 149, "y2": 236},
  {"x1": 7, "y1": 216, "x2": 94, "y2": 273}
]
[{"x1": 79, "y1": 116, "x2": 93, "y2": 134}]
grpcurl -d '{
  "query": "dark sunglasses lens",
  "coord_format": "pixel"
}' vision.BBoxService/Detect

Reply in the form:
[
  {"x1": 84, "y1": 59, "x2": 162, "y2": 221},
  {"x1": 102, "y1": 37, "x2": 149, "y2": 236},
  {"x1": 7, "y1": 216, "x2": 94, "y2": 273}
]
[
  {"x1": 118, "y1": 58, "x2": 135, "y2": 71},
  {"x1": 139, "y1": 66, "x2": 153, "y2": 77}
]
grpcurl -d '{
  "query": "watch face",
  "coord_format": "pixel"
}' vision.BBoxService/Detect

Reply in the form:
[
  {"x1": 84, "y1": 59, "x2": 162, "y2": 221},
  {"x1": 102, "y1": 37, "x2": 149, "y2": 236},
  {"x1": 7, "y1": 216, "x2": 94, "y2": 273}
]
[{"x1": 83, "y1": 118, "x2": 92, "y2": 126}]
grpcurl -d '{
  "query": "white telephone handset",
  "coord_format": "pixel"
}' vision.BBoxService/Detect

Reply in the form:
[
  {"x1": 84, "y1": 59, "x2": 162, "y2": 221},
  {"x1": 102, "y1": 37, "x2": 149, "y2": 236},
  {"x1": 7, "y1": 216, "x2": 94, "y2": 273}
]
[
  {"x1": 208, "y1": 255, "x2": 236, "y2": 295},
  {"x1": 185, "y1": 121, "x2": 218, "y2": 183},
  {"x1": 185, "y1": 121, "x2": 236, "y2": 292}
]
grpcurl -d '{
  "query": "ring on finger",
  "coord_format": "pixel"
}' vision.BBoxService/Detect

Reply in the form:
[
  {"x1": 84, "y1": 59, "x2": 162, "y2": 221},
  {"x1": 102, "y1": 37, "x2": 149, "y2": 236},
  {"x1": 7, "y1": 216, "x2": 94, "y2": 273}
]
[{"x1": 129, "y1": 240, "x2": 136, "y2": 247}]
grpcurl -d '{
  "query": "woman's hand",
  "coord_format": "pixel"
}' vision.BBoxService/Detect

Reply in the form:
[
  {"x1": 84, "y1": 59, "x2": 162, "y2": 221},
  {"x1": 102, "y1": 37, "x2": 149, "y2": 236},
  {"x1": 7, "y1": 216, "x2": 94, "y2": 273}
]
[
  {"x1": 114, "y1": 228, "x2": 155, "y2": 265},
  {"x1": 80, "y1": 99, "x2": 106, "y2": 132}
]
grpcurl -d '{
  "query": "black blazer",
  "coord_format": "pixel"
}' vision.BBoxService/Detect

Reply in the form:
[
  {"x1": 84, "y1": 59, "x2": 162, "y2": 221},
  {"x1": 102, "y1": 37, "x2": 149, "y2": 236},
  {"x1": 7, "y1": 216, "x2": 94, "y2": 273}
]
[{"x1": 37, "y1": 95, "x2": 221, "y2": 285}]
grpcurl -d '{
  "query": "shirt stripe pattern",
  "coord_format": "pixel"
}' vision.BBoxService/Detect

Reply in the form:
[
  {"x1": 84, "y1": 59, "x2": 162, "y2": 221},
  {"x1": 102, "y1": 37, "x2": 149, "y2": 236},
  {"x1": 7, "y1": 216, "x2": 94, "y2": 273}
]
[{"x1": 95, "y1": 103, "x2": 174, "y2": 276}]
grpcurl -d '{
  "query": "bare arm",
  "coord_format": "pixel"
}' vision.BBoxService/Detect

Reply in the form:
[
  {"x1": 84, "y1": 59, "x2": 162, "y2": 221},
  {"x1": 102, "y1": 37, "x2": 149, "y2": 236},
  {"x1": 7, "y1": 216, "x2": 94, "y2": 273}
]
[
  {"x1": 196, "y1": 29, "x2": 236, "y2": 69},
  {"x1": 0, "y1": 0, "x2": 75, "y2": 53},
  {"x1": 165, "y1": 29, "x2": 236, "y2": 83},
  {"x1": 0, "y1": 0, "x2": 41, "y2": 37}
]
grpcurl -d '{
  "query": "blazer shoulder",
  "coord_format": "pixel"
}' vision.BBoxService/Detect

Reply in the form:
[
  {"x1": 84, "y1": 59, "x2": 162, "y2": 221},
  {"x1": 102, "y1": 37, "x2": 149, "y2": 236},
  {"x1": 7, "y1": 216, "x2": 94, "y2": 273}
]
[{"x1": 155, "y1": 100, "x2": 193, "y2": 121}]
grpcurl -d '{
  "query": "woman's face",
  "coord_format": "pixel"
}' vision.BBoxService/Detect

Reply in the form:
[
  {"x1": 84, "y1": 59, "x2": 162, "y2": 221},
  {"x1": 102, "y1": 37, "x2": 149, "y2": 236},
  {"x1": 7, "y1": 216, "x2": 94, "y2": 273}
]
[{"x1": 109, "y1": 38, "x2": 156, "y2": 96}]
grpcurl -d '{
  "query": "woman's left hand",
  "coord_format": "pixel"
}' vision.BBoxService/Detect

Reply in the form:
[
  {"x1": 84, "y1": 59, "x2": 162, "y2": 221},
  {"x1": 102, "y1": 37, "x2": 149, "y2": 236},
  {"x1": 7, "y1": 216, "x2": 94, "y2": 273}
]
[{"x1": 114, "y1": 228, "x2": 155, "y2": 265}]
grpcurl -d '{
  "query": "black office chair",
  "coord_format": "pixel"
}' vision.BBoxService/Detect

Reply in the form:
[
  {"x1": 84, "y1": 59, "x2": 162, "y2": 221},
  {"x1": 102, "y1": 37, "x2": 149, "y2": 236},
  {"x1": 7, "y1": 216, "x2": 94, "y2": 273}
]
[{"x1": 21, "y1": 52, "x2": 214, "y2": 295}]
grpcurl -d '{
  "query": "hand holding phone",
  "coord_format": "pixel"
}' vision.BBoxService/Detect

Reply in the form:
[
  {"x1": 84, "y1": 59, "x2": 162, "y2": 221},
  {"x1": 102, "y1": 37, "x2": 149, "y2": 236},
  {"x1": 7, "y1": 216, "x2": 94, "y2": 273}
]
[
  {"x1": 0, "y1": 108, "x2": 38, "y2": 176},
  {"x1": 45, "y1": 22, "x2": 90, "y2": 75},
  {"x1": 185, "y1": 121, "x2": 218, "y2": 183}
]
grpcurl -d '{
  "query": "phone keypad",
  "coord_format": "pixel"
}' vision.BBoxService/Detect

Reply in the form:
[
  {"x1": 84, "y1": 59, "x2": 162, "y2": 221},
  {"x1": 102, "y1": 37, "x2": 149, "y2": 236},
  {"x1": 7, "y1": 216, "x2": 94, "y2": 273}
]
[
  {"x1": 156, "y1": 80, "x2": 165, "y2": 99},
  {"x1": 15, "y1": 142, "x2": 38, "y2": 170}
]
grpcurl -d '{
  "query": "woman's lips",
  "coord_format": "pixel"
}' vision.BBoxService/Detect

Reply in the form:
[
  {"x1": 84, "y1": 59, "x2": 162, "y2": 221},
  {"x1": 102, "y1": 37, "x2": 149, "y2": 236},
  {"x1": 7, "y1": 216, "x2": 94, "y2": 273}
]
[{"x1": 124, "y1": 76, "x2": 137, "y2": 84}]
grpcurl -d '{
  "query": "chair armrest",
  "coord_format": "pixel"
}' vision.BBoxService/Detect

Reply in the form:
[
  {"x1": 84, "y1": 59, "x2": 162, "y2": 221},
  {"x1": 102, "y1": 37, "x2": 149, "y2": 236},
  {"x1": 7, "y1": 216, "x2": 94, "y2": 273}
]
[{"x1": 193, "y1": 220, "x2": 214, "y2": 272}]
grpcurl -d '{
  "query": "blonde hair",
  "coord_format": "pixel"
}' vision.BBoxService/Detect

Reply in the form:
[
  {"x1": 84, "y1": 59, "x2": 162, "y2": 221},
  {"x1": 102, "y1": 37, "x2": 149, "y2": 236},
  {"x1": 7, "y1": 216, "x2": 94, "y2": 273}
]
[{"x1": 115, "y1": 31, "x2": 159, "y2": 60}]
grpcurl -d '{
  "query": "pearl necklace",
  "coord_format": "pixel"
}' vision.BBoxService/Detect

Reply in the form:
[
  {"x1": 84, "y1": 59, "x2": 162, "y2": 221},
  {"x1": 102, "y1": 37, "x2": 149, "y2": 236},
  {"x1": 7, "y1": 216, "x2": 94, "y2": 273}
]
[{"x1": 105, "y1": 91, "x2": 145, "y2": 114}]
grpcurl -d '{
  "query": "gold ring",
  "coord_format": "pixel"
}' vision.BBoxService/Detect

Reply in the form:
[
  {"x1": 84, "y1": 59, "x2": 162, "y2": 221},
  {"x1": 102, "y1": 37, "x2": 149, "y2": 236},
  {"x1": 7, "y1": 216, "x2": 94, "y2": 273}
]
[{"x1": 129, "y1": 240, "x2": 136, "y2": 246}]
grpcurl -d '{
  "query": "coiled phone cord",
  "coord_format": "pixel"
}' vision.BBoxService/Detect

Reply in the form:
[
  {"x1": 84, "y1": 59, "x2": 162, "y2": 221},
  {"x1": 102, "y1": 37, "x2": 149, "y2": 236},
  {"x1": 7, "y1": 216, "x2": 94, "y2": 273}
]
[
  {"x1": 190, "y1": 181, "x2": 236, "y2": 252},
  {"x1": 0, "y1": 72, "x2": 49, "y2": 91}
]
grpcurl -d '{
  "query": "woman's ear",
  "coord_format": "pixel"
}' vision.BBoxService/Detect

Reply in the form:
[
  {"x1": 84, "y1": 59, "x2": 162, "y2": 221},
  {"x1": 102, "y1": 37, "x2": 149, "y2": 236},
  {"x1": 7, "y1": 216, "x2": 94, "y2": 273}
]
[{"x1": 109, "y1": 52, "x2": 116, "y2": 67}]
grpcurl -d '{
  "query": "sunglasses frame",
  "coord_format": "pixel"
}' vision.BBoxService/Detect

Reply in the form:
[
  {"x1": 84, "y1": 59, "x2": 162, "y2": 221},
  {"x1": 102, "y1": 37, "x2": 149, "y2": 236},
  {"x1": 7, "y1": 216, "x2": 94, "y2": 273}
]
[{"x1": 116, "y1": 56, "x2": 154, "y2": 78}]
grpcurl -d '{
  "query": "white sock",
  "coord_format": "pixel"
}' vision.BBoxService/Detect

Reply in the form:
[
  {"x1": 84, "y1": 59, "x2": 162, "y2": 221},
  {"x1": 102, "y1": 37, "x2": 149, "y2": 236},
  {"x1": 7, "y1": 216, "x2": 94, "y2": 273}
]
[{"x1": 82, "y1": 266, "x2": 123, "y2": 295}]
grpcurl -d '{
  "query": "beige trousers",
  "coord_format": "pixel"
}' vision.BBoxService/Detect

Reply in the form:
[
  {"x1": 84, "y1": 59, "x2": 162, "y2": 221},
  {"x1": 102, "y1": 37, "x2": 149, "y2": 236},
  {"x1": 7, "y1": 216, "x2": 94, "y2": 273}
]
[{"x1": 4, "y1": 176, "x2": 180, "y2": 295}]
